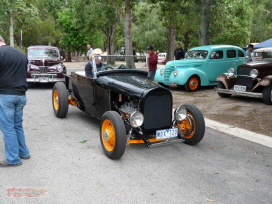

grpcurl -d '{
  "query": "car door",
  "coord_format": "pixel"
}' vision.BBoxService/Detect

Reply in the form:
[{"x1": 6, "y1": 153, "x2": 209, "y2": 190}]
[
  {"x1": 226, "y1": 49, "x2": 239, "y2": 71},
  {"x1": 76, "y1": 73, "x2": 98, "y2": 115},
  {"x1": 206, "y1": 50, "x2": 228, "y2": 83}
]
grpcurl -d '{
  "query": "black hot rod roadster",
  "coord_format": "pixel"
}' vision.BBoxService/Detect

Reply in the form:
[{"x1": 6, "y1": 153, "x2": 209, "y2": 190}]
[{"x1": 52, "y1": 55, "x2": 205, "y2": 159}]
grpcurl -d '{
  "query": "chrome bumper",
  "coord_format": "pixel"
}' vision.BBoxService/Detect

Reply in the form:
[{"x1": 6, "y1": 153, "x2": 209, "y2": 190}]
[
  {"x1": 216, "y1": 88, "x2": 263, "y2": 98},
  {"x1": 27, "y1": 74, "x2": 65, "y2": 83}
]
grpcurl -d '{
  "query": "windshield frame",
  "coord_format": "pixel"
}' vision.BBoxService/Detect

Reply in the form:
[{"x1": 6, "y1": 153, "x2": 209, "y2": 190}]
[
  {"x1": 28, "y1": 48, "x2": 60, "y2": 58},
  {"x1": 92, "y1": 55, "x2": 147, "y2": 79},
  {"x1": 185, "y1": 50, "x2": 209, "y2": 59}
]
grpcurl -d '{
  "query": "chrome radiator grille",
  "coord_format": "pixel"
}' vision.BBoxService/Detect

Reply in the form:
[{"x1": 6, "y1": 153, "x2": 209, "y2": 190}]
[
  {"x1": 164, "y1": 65, "x2": 175, "y2": 84},
  {"x1": 39, "y1": 66, "x2": 49, "y2": 73},
  {"x1": 142, "y1": 89, "x2": 172, "y2": 130}
]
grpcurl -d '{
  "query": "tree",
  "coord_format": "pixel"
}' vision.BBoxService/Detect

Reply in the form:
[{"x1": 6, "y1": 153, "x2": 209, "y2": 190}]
[
  {"x1": 76, "y1": 0, "x2": 120, "y2": 64},
  {"x1": 132, "y1": 3, "x2": 167, "y2": 51},
  {"x1": 0, "y1": 0, "x2": 38, "y2": 47},
  {"x1": 199, "y1": 0, "x2": 212, "y2": 45},
  {"x1": 210, "y1": 0, "x2": 252, "y2": 47},
  {"x1": 250, "y1": 0, "x2": 272, "y2": 43}
]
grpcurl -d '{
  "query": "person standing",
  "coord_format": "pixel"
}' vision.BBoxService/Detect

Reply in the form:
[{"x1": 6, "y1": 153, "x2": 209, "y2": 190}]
[
  {"x1": 0, "y1": 36, "x2": 30, "y2": 167},
  {"x1": 245, "y1": 44, "x2": 254, "y2": 63},
  {"x1": 86, "y1": 44, "x2": 93, "y2": 61},
  {"x1": 174, "y1": 43, "x2": 185, "y2": 60},
  {"x1": 146, "y1": 46, "x2": 158, "y2": 81}
]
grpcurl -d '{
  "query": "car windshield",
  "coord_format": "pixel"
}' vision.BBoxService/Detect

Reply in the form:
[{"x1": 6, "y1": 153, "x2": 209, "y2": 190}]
[
  {"x1": 92, "y1": 55, "x2": 147, "y2": 72},
  {"x1": 253, "y1": 51, "x2": 272, "y2": 61},
  {"x1": 185, "y1": 50, "x2": 208, "y2": 59},
  {"x1": 28, "y1": 49, "x2": 59, "y2": 58}
]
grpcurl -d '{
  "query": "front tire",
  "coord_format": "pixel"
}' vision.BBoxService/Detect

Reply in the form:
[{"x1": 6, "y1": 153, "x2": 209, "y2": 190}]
[
  {"x1": 176, "y1": 104, "x2": 205, "y2": 145},
  {"x1": 100, "y1": 111, "x2": 127, "y2": 160},
  {"x1": 184, "y1": 76, "x2": 200, "y2": 92},
  {"x1": 263, "y1": 85, "x2": 272, "y2": 105},
  {"x1": 217, "y1": 81, "x2": 232, "y2": 98},
  {"x1": 52, "y1": 82, "x2": 69, "y2": 118}
]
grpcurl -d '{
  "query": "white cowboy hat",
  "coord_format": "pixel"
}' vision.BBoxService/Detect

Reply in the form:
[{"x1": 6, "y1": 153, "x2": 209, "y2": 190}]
[{"x1": 89, "y1": 48, "x2": 103, "y2": 60}]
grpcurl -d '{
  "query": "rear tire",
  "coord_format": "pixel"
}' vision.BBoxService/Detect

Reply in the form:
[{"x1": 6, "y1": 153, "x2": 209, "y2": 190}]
[
  {"x1": 176, "y1": 104, "x2": 205, "y2": 145},
  {"x1": 217, "y1": 82, "x2": 232, "y2": 98},
  {"x1": 184, "y1": 76, "x2": 200, "y2": 92},
  {"x1": 52, "y1": 82, "x2": 69, "y2": 118},
  {"x1": 100, "y1": 111, "x2": 127, "y2": 160},
  {"x1": 263, "y1": 85, "x2": 272, "y2": 105}
]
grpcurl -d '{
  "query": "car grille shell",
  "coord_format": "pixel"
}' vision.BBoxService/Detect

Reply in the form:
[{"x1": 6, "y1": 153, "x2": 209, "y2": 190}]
[{"x1": 141, "y1": 88, "x2": 172, "y2": 131}]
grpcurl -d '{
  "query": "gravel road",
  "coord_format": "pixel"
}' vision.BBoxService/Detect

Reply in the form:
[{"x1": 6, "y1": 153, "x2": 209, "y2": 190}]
[{"x1": 0, "y1": 84, "x2": 271, "y2": 204}]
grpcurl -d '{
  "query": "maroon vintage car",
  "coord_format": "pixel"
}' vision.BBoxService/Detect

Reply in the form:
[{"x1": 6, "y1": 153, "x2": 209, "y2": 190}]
[
  {"x1": 216, "y1": 56, "x2": 272, "y2": 105},
  {"x1": 27, "y1": 45, "x2": 66, "y2": 83}
]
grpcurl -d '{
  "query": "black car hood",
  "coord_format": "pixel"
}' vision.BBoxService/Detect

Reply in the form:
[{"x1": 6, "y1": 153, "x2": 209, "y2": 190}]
[{"x1": 96, "y1": 70, "x2": 164, "y2": 98}]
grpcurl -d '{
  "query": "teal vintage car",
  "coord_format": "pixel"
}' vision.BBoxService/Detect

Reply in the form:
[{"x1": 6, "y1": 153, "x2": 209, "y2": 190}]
[{"x1": 155, "y1": 45, "x2": 246, "y2": 91}]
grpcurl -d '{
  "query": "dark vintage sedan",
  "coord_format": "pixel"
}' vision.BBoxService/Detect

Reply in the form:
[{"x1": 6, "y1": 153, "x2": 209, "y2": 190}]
[
  {"x1": 52, "y1": 55, "x2": 205, "y2": 159},
  {"x1": 27, "y1": 45, "x2": 66, "y2": 83},
  {"x1": 216, "y1": 57, "x2": 272, "y2": 104}
]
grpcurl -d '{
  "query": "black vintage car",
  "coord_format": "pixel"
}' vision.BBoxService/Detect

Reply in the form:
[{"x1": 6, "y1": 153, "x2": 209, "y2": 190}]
[
  {"x1": 52, "y1": 55, "x2": 205, "y2": 159},
  {"x1": 27, "y1": 45, "x2": 66, "y2": 83},
  {"x1": 216, "y1": 55, "x2": 272, "y2": 105}
]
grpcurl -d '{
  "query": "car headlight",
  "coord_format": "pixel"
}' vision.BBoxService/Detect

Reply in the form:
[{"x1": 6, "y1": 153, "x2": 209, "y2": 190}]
[
  {"x1": 174, "y1": 69, "x2": 178, "y2": 77},
  {"x1": 56, "y1": 64, "x2": 63, "y2": 72},
  {"x1": 130, "y1": 111, "x2": 144, "y2": 128},
  {"x1": 227, "y1": 68, "x2": 235, "y2": 77},
  {"x1": 250, "y1": 69, "x2": 258, "y2": 78},
  {"x1": 174, "y1": 106, "x2": 187, "y2": 121},
  {"x1": 160, "y1": 68, "x2": 165, "y2": 75}
]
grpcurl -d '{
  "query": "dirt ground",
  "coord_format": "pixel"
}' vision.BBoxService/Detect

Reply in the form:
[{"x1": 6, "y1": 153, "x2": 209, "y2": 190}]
[{"x1": 64, "y1": 61, "x2": 272, "y2": 137}]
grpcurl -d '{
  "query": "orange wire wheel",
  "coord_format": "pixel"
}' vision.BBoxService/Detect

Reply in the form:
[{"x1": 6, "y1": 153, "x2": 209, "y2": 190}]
[
  {"x1": 101, "y1": 119, "x2": 116, "y2": 152},
  {"x1": 185, "y1": 76, "x2": 200, "y2": 92},
  {"x1": 52, "y1": 82, "x2": 69, "y2": 118},
  {"x1": 175, "y1": 104, "x2": 205, "y2": 145},
  {"x1": 100, "y1": 111, "x2": 127, "y2": 160},
  {"x1": 53, "y1": 90, "x2": 59, "y2": 111}
]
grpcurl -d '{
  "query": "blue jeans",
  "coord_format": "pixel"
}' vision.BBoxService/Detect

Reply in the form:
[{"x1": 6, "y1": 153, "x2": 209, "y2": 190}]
[
  {"x1": 0, "y1": 94, "x2": 29, "y2": 165},
  {"x1": 148, "y1": 70, "x2": 156, "y2": 81}
]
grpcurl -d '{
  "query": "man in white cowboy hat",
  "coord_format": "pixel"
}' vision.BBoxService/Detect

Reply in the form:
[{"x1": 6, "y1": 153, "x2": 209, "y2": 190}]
[{"x1": 85, "y1": 48, "x2": 106, "y2": 78}]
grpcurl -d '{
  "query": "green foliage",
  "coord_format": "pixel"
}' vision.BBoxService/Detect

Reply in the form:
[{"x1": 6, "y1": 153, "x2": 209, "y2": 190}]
[
  {"x1": 132, "y1": 3, "x2": 167, "y2": 51},
  {"x1": 210, "y1": 0, "x2": 252, "y2": 47},
  {"x1": 250, "y1": 0, "x2": 272, "y2": 43},
  {"x1": 0, "y1": 0, "x2": 272, "y2": 52}
]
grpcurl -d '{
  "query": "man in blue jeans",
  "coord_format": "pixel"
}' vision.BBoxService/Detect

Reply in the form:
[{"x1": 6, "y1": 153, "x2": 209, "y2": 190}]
[{"x1": 0, "y1": 36, "x2": 30, "y2": 167}]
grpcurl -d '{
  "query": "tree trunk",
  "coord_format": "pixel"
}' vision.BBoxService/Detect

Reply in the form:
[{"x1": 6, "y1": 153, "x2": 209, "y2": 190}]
[
  {"x1": 9, "y1": 16, "x2": 14, "y2": 47},
  {"x1": 166, "y1": 19, "x2": 176, "y2": 62},
  {"x1": 199, "y1": 0, "x2": 212, "y2": 46},
  {"x1": 182, "y1": 32, "x2": 190, "y2": 52},
  {"x1": 124, "y1": 0, "x2": 135, "y2": 69},
  {"x1": 105, "y1": 17, "x2": 119, "y2": 66},
  {"x1": 67, "y1": 51, "x2": 72, "y2": 62}
]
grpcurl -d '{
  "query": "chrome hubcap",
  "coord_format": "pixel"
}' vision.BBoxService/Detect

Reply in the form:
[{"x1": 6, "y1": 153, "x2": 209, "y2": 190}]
[{"x1": 103, "y1": 130, "x2": 109, "y2": 142}]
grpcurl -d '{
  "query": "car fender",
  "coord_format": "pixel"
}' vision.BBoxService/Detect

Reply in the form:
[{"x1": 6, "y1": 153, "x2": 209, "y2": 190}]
[
  {"x1": 169, "y1": 68, "x2": 209, "y2": 86},
  {"x1": 252, "y1": 75, "x2": 272, "y2": 91},
  {"x1": 216, "y1": 74, "x2": 236, "y2": 89},
  {"x1": 155, "y1": 67, "x2": 165, "y2": 83}
]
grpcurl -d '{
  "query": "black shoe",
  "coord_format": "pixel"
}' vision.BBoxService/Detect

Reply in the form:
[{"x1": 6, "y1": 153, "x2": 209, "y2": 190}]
[
  {"x1": 0, "y1": 161, "x2": 22, "y2": 167},
  {"x1": 20, "y1": 155, "x2": 30, "y2": 160}
]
